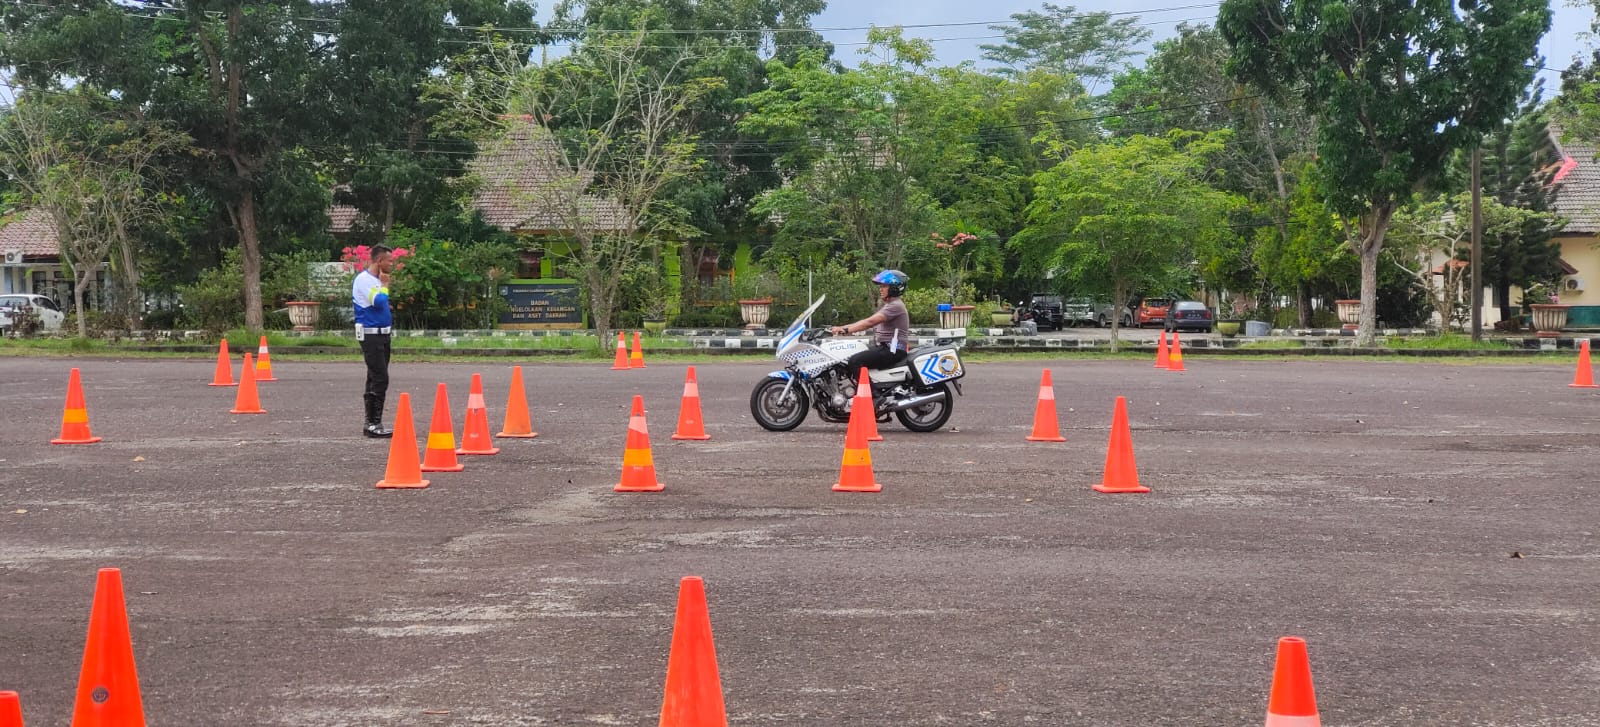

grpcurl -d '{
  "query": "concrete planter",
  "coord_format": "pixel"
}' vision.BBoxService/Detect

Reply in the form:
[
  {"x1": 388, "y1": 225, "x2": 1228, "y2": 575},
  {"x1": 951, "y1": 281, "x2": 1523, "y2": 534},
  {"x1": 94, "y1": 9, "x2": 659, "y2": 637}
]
[
  {"x1": 939, "y1": 305, "x2": 975, "y2": 329},
  {"x1": 1336, "y1": 299, "x2": 1360, "y2": 330},
  {"x1": 991, "y1": 311, "x2": 1014, "y2": 327},
  {"x1": 1530, "y1": 304, "x2": 1570, "y2": 338},
  {"x1": 1217, "y1": 320, "x2": 1242, "y2": 338},
  {"x1": 739, "y1": 299, "x2": 772, "y2": 329},
  {"x1": 286, "y1": 301, "x2": 321, "y2": 332},
  {"x1": 643, "y1": 320, "x2": 667, "y2": 335}
]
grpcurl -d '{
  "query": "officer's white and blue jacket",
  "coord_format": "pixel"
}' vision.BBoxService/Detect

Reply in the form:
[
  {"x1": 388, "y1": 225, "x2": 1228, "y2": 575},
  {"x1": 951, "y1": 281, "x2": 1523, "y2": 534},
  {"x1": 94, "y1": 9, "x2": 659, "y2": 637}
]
[{"x1": 352, "y1": 270, "x2": 392, "y2": 328}]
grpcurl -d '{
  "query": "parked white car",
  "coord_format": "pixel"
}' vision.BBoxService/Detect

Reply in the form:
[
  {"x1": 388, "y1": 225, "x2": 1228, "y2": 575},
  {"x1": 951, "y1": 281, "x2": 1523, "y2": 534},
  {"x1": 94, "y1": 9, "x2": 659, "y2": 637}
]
[{"x1": 0, "y1": 294, "x2": 66, "y2": 333}]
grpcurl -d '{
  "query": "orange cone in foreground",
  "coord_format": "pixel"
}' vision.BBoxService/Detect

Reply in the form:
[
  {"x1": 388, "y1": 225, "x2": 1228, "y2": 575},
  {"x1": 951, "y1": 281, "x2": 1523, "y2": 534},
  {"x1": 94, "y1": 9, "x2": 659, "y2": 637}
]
[
  {"x1": 52, "y1": 368, "x2": 102, "y2": 445},
  {"x1": 457, "y1": 373, "x2": 500, "y2": 455},
  {"x1": 1154, "y1": 330, "x2": 1170, "y2": 369},
  {"x1": 834, "y1": 369, "x2": 882, "y2": 493},
  {"x1": 1167, "y1": 331, "x2": 1186, "y2": 372},
  {"x1": 1025, "y1": 369, "x2": 1068, "y2": 442},
  {"x1": 254, "y1": 336, "x2": 276, "y2": 382},
  {"x1": 208, "y1": 339, "x2": 236, "y2": 387},
  {"x1": 671, "y1": 367, "x2": 711, "y2": 441},
  {"x1": 1264, "y1": 637, "x2": 1320, "y2": 727},
  {"x1": 1093, "y1": 396, "x2": 1149, "y2": 494},
  {"x1": 612, "y1": 331, "x2": 631, "y2": 370},
  {"x1": 376, "y1": 393, "x2": 429, "y2": 489},
  {"x1": 659, "y1": 576, "x2": 728, "y2": 727},
  {"x1": 496, "y1": 366, "x2": 538, "y2": 439},
  {"x1": 851, "y1": 367, "x2": 883, "y2": 442},
  {"x1": 1572, "y1": 340, "x2": 1598, "y2": 388},
  {"x1": 71, "y1": 568, "x2": 146, "y2": 727},
  {"x1": 230, "y1": 353, "x2": 266, "y2": 414},
  {"x1": 0, "y1": 691, "x2": 24, "y2": 727},
  {"x1": 630, "y1": 331, "x2": 647, "y2": 368},
  {"x1": 420, "y1": 384, "x2": 465, "y2": 473},
  {"x1": 615, "y1": 395, "x2": 664, "y2": 492}
]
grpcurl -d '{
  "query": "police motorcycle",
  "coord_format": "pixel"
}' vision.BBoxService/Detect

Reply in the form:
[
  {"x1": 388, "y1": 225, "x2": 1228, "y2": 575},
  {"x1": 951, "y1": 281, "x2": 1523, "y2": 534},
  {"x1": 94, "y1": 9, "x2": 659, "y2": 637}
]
[{"x1": 750, "y1": 295, "x2": 967, "y2": 433}]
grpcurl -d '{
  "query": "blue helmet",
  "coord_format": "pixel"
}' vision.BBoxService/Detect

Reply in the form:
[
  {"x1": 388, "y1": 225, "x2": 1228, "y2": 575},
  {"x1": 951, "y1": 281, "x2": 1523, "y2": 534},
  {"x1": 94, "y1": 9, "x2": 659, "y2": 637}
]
[{"x1": 872, "y1": 269, "x2": 908, "y2": 297}]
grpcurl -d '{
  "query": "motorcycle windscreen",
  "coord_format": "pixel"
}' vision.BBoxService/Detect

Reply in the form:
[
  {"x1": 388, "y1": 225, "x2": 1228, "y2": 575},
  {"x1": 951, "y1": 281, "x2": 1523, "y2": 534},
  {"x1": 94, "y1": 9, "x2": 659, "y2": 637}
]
[{"x1": 778, "y1": 295, "x2": 828, "y2": 353}]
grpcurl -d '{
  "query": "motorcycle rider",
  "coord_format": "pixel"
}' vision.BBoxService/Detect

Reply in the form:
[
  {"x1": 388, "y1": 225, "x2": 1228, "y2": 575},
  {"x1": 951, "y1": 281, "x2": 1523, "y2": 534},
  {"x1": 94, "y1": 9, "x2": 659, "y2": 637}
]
[{"x1": 830, "y1": 269, "x2": 912, "y2": 378}]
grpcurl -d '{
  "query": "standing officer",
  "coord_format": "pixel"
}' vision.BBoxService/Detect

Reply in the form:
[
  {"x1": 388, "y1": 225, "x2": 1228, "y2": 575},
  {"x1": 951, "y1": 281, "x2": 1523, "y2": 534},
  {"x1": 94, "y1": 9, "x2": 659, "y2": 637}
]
[{"x1": 353, "y1": 245, "x2": 396, "y2": 438}]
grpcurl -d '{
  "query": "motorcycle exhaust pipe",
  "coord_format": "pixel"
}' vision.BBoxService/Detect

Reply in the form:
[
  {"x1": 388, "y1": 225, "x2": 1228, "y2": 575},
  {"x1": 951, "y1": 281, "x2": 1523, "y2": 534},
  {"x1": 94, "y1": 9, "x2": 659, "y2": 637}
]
[{"x1": 889, "y1": 390, "x2": 947, "y2": 412}]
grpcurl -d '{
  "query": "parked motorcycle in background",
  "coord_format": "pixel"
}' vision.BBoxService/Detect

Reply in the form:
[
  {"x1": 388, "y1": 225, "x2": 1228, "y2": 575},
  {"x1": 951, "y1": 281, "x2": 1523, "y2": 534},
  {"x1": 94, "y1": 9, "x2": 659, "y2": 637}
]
[{"x1": 750, "y1": 296, "x2": 967, "y2": 433}]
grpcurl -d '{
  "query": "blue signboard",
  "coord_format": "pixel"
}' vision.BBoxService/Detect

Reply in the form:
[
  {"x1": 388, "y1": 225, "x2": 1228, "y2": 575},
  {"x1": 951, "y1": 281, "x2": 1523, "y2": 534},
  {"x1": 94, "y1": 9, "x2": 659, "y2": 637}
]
[{"x1": 498, "y1": 281, "x2": 584, "y2": 329}]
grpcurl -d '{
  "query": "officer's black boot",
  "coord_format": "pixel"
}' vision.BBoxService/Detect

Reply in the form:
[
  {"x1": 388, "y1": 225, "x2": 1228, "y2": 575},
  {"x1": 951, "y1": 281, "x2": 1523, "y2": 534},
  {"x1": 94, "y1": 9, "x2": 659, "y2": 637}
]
[{"x1": 363, "y1": 395, "x2": 392, "y2": 438}]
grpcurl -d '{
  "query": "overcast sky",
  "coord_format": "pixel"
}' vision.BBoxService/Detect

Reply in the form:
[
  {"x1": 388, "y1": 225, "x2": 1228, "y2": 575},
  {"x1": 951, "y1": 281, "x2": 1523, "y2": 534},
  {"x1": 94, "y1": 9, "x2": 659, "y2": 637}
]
[{"x1": 806, "y1": 0, "x2": 1594, "y2": 95}]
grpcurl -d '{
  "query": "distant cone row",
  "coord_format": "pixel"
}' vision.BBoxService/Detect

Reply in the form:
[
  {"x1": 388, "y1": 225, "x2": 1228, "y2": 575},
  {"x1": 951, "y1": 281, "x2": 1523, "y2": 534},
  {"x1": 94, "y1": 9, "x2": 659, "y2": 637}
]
[
  {"x1": 29, "y1": 566, "x2": 1321, "y2": 727},
  {"x1": 613, "y1": 331, "x2": 650, "y2": 369}
]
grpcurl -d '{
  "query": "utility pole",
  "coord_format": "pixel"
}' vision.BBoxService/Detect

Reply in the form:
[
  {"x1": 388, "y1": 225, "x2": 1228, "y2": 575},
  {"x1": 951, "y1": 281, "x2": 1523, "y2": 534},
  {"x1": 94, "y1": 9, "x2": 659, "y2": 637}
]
[{"x1": 1471, "y1": 147, "x2": 1483, "y2": 342}]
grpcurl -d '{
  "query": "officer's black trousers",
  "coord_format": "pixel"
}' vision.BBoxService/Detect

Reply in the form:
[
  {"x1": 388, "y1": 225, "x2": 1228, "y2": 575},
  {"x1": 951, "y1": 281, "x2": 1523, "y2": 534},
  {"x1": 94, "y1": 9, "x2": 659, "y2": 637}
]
[{"x1": 361, "y1": 333, "x2": 391, "y2": 424}]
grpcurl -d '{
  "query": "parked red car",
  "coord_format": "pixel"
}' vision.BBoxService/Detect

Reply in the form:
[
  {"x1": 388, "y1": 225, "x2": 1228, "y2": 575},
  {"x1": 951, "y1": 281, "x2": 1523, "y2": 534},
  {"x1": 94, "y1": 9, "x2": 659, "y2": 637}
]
[{"x1": 1136, "y1": 297, "x2": 1173, "y2": 327}]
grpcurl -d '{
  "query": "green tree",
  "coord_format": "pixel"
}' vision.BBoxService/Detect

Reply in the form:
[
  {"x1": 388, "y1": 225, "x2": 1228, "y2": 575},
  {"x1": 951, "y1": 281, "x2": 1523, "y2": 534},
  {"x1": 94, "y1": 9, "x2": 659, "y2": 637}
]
[
  {"x1": 737, "y1": 32, "x2": 944, "y2": 273},
  {"x1": 1386, "y1": 193, "x2": 1559, "y2": 329},
  {"x1": 1105, "y1": 23, "x2": 1322, "y2": 320},
  {"x1": 549, "y1": 0, "x2": 829, "y2": 309},
  {"x1": 1011, "y1": 131, "x2": 1241, "y2": 350},
  {"x1": 0, "y1": 93, "x2": 190, "y2": 337},
  {"x1": 0, "y1": 1, "x2": 333, "y2": 330},
  {"x1": 980, "y1": 2, "x2": 1152, "y2": 90},
  {"x1": 327, "y1": 0, "x2": 538, "y2": 242},
  {"x1": 431, "y1": 27, "x2": 712, "y2": 342},
  {"x1": 1220, "y1": 0, "x2": 1552, "y2": 345}
]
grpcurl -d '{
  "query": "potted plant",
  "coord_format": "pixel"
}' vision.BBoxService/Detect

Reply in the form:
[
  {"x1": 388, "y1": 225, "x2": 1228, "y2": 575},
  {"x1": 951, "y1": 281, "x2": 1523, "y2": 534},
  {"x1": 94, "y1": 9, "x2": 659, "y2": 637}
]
[
  {"x1": 1522, "y1": 282, "x2": 1568, "y2": 338},
  {"x1": 734, "y1": 269, "x2": 779, "y2": 330},
  {"x1": 640, "y1": 270, "x2": 670, "y2": 335},
  {"x1": 930, "y1": 231, "x2": 982, "y2": 329}
]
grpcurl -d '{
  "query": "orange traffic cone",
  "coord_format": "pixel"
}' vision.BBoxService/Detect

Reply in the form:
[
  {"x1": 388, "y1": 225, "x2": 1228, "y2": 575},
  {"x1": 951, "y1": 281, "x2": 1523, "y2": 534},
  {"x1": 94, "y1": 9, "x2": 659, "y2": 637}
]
[
  {"x1": 1154, "y1": 330, "x2": 1170, "y2": 369},
  {"x1": 1025, "y1": 369, "x2": 1068, "y2": 442},
  {"x1": 376, "y1": 393, "x2": 429, "y2": 489},
  {"x1": 1264, "y1": 636, "x2": 1320, "y2": 727},
  {"x1": 615, "y1": 395, "x2": 664, "y2": 492},
  {"x1": 612, "y1": 331, "x2": 631, "y2": 370},
  {"x1": 0, "y1": 691, "x2": 23, "y2": 727},
  {"x1": 630, "y1": 331, "x2": 646, "y2": 369},
  {"x1": 52, "y1": 368, "x2": 102, "y2": 445},
  {"x1": 834, "y1": 368, "x2": 882, "y2": 493},
  {"x1": 671, "y1": 367, "x2": 711, "y2": 441},
  {"x1": 420, "y1": 383, "x2": 465, "y2": 473},
  {"x1": 254, "y1": 335, "x2": 276, "y2": 382},
  {"x1": 850, "y1": 367, "x2": 883, "y2": 442},
  {"x1": 457, "y1": 373, "x2": 500, "y2": 455},
  {"x1": 659, "y1": 576, "x2": 728, "y2": 727},
  {"x1": 1167, "y1": 331, "x2": 1186, "y2": 372},
  {"x1": 207, "y1": 339, "x2": 236, "y2": 387},
  {"x1": 1093, "y1": 396, "x2": 1149, "y2": 494},
  {"x1": 1572, "y1": 340, "x2": 1598, "y2": 388},
  {"x1": 230, "y1": 353, "x2": 266, "y2": 414},
  {"x1": 496, "y1": 366, "x2": 538, "y2": 439},
  {"x1": 71, "y1": 568, "x2": 147, "y2": 727}
]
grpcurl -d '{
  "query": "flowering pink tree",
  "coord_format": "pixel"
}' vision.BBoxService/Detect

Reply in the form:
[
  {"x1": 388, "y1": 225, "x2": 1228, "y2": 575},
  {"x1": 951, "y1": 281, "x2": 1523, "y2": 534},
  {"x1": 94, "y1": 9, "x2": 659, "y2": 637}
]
[
  {"x1": 340, "y1": 244, "x2": 412, "y2": 275},
  {"x1": 930, "y1": 231, "x2": 981, "y2": 304}
]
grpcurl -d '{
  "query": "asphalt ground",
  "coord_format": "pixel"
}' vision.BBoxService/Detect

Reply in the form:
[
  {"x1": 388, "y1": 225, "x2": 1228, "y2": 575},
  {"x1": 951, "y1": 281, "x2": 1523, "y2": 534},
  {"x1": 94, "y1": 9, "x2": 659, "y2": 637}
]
[{"x1": 2, "y1": 355, "x2": 1599, "y2": 726}]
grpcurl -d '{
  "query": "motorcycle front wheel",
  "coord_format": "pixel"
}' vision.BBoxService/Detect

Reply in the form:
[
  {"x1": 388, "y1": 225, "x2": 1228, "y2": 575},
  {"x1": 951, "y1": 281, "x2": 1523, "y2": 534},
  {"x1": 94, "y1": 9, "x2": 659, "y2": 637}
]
[
  {"x1": 750, "y1": 377, "x2": 810, "y2": 431},
  {"x1": 895, "y1": 382, "x2": 954, "y2": 432}
]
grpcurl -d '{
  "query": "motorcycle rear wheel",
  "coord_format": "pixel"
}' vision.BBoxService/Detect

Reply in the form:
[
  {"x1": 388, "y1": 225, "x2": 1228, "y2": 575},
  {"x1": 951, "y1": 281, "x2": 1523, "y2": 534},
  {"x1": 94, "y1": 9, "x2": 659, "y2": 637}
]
[
  {"x1": 750, "y1": 377, "x2": 810, "y2": 431},
  {"x1": 895, "y1": 383, "x2": 954, "y2": 432}
]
